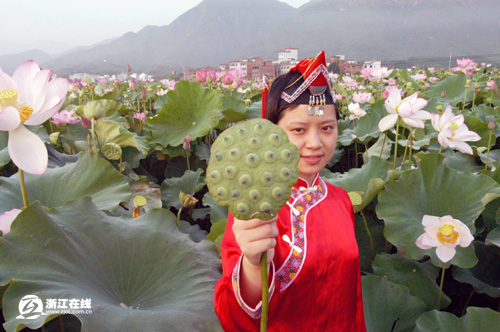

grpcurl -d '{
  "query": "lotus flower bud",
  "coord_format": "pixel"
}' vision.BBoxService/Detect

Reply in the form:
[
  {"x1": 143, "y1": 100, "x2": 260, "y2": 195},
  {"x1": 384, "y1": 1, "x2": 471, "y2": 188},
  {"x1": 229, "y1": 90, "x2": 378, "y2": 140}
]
[
  {"x1": 130, "y1": 80, "x2": 139, "y2": 91},
  {"x1": 141, "y1": 88, "x2": 147, "y2": 99},
  {"x1": 183, "y1": 134, "x2": 191, "y2": 151},
  {"x1": 179, "y1": 191, "x2": 198, "y2": 208},
  {"x1": 489, "y1": 119, "x2": 495, "y2": 130},
  {"x1": 223, "y1": 74, "x2": 234, "y2": 85},
  {"x1": 127, "y1": 64, "x2": 132, "y2": 73},
  {"x1": 441, "y1": 90, "x2": 446, "y2": 98}
]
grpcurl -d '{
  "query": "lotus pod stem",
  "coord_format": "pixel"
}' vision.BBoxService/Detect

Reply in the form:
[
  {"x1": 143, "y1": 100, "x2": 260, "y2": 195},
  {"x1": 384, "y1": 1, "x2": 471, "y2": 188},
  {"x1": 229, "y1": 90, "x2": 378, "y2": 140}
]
[{"x1": 206, "y1": 119, "x2": 299, "y2": 331}]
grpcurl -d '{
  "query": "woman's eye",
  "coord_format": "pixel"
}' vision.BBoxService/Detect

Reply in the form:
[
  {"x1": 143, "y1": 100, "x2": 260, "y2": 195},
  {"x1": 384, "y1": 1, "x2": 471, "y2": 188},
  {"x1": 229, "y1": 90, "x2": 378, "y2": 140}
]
[
  {"x1": 292, "y1": 128, "x2": 304, "y2": 133},
  {"x1": 322, "y1": 126, "x2": 334, "y2": 132}
]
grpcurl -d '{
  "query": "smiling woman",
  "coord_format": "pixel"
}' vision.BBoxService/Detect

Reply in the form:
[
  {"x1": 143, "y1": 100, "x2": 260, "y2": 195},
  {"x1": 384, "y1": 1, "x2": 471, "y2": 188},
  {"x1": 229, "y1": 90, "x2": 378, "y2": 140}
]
[{"x1": 214, "y1": 51, "x2": 366, "y2": 332}]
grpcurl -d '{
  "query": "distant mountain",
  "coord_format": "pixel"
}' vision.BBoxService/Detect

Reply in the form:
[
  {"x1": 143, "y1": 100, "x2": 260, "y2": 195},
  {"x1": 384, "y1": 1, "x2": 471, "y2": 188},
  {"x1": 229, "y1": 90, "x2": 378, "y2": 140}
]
[
  {"x1": 13, "y1": 0, "x2": 499, "y2": 76},
  {"x1": 0, "y1": 50, "x2": 53, "y2": 75}
]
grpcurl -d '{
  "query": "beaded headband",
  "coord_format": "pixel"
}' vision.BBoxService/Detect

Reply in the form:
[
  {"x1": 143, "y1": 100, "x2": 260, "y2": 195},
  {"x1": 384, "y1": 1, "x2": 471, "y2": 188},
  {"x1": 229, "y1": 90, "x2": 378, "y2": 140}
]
[{"x1": 280, "y1": 51, "x2": 335, "y2": 116}]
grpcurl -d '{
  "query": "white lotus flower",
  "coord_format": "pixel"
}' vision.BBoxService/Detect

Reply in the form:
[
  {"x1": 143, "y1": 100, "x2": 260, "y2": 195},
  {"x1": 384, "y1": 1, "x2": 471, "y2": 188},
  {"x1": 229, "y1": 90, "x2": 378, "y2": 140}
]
[
  {"x1": 370, "y1": 67, "x2": 393, "y2": 81},
  {"x1": 0, "y1": 208, "x2": 21, "y2": 236},
  {"x1": 347, "y1": 102, "x2": 367, "y2": 120},
  {"x1": 431, "y1": 105, "x2": 481, "y2": 155},
  {"x1": 415, "y1": 215, "x2": 474, "y2": 263},
  {"x1": 378, "y1": 89, "x2": 431, "y2": 132},
  {"x1": 0, "y1": 61, "x2": 69, "y2": 174}
]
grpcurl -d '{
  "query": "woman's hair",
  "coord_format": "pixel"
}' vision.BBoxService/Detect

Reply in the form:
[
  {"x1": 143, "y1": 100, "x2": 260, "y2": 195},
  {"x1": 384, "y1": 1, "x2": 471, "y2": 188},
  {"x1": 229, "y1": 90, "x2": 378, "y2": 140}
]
[
  {"x1": 265, "y1": 71, "x2": 339, "y2": 124},
  {"x1": 265, "y1": 71, "x2": 302, "y2": 124}
]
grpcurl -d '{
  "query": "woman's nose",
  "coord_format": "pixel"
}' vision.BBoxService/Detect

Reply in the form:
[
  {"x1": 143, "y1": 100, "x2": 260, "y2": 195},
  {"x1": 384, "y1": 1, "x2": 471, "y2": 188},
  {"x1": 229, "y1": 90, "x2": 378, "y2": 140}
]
[{"x1": 305, "y1": 130, "x2": 322, "y2": 149}]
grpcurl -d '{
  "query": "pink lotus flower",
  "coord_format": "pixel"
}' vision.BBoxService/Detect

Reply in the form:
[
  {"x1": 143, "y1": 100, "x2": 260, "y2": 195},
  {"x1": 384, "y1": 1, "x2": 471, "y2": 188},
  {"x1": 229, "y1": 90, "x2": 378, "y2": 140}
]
[
  {"x1": 415, "y1": 215, "x2": 474, "y2": 263},
  {"x1": 223, "y1": 73, "x2": 234, "y2": 85},
  {"x1": 51, "y1": 109, "x2": 81, "y2": 126},
  {"x1": 411, "y1": 73, "x2": 427, "y2": 81},
  {"x1": 0, "y1": 208, "x2": 21, "y2": 236},
  {"x1": 360, "y1": 68, "x2": 373, "y2": 80},
  {"x1": 195, "y1": 70, "x2": 206, "y2": 83},
  {"x1": 0, "y1": 60, "x2": 69, "y2": 174},
  {"x1": 206, "y1": 70, "x2": 216, "y2": 83},
  {"x1": 160, "y1": 79, "x2": 177, "y2": 91},
  {"x1": 370, "y1": 67, "x2": 393, "y2": 81},
  {"x1": 134, "y1": 112, "x2": 146, "y2": 123},
  {"x1": 486, "y1": 80, "x2": 497, "y2": 90},
  {"x1": 451, "y1": 58, "x2": 476, "y2": 75},
  {"x1": 352, "y1": 91, "x2": 373, "y2": 104},
  {"x1": 379, "y1": 89, "x2": 430, "y2": 132},
  {"x1": 430, "y1": 105, "x2": 481, "y2": 155}
]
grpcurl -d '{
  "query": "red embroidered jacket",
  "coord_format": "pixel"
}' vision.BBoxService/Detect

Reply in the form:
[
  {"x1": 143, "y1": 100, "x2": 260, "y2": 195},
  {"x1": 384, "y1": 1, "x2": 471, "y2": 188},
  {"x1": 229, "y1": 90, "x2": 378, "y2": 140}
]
[{"x1": 214, "y1": 175, "x2": 367, "y2": 332}]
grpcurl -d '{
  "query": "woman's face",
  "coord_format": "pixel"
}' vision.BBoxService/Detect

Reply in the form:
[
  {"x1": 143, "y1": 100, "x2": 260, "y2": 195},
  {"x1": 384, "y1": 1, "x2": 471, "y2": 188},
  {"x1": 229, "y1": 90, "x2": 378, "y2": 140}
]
[{"x1": 277, "y1": 104, "x2": 338, "y2": 186}]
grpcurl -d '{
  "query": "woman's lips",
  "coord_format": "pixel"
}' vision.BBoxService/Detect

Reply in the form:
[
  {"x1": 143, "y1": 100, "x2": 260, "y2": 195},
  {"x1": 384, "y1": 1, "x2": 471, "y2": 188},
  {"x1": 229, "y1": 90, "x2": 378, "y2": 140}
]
[{"x1": 301, "y1": 155, "x2": 323, "y2": 164}]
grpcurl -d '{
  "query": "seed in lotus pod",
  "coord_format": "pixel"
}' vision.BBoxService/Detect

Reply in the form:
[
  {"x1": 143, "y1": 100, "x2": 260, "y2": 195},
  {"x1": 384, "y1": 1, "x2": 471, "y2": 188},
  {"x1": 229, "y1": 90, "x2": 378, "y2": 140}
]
[
  {"x1": 239, "y1": 174, "x2": 252, "y2": 186},
  {"x1": 272, "y1": 186, "x2": 284, "y2": 199},
  {"x1": 216, "y1": 187, "x2": 228, "y2": 199},
  {"x1": 215, "y1": 152, "x2": 223, "y2": 161},
  {"x1": 281, "y1": 149, "x2": 292, "y2": 161},
  {"x1": 246, "y1": 153, "x2": 258, "y2": 166},
  {"x1": 248, "y1": 137, "x2": 261, "y2": 148},
  {"x1": 229, "y1": 148, "x2": 240, "y2": 160},
  {"x1": 280, "y1": 168, "x2": 291, "y2": 179},
  {"x1": 264, "y1": 151, "x2": 275, "y2": 162},
  {"x1": 237, "y1": 202, "x2": 249, "y2": 214},
  {"x1": 210, "y1": 170, "x2": 222, "y2": 183},
  {"x1": 249, "y1": 189, "x2": 261, "y2": 201},
  {"x1": 268, "y1": 133, "x2": 281, "y2": 146},
  {"x1": 237, "y1": 128, "x2": 247, "y2": 137},
  {"x1": 225, "y1": 166, "x2": 236, "y2": 178},
  {"x1": 232, "y1": 189, "x2": 240, "y2": 198},
  {"x1": 222, "y1": 135, "x2": 233, "y2": 146},
  {"x1": 259, "y1": 201, "x2": 272, "y2": 213},
  {"x1": 262, "y1": 172, "x2": 273, "y2": 184},
  {"x1": 253, "y1": 123, "x2": 265, "y2": 134}
]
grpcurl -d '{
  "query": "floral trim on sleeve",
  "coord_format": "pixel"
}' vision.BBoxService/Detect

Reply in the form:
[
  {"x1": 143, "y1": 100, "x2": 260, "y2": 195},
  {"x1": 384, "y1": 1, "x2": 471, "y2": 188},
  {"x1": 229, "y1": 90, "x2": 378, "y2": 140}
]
[
  {"x1": 276, "y1": 176, "x2": 327, "y2": 291},
  {"x1": 232, "y1": 254, "x2": 276, "y2": 319}
]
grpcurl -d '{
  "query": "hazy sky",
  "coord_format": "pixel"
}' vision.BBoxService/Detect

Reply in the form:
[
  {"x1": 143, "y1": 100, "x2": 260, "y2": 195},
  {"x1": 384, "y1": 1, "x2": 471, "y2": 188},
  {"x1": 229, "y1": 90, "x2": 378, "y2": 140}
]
[{"x1": 0, "y1": 0, "x2": 309, "y2": 54}]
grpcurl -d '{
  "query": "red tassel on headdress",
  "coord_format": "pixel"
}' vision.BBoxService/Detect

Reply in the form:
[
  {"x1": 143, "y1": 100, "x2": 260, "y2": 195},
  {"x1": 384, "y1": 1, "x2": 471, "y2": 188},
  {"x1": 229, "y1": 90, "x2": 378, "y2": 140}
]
[{"x1": 261, "y1": 75, "x2": 270, "y2": 119}]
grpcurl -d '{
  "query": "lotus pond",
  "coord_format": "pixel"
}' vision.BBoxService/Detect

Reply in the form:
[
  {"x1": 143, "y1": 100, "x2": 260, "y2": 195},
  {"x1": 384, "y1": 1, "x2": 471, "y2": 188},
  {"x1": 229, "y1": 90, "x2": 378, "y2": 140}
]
[{"x1": 0, "y1": 60, "x2": 500, "y2": 331}]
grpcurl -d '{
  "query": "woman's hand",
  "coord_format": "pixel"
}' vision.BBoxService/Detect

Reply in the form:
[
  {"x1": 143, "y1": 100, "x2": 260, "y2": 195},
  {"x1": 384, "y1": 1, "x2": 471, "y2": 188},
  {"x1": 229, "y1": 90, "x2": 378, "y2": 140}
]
[
  {"x1": 232, "y1": 216, "x2": 278, "y2": 306},
  {"x1": 233, "y1": 216, "x2": 278, "y2": 267}
]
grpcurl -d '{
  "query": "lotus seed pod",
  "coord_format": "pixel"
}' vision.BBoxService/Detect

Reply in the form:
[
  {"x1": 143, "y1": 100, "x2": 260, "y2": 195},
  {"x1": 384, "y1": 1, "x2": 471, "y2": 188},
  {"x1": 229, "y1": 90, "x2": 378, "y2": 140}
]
[
  {"x1": 102, "y1": 142, "x2": 122, "y2": 160},
  {"x1": 206, "y1": 118, "x2": 300, "y2": 220}
]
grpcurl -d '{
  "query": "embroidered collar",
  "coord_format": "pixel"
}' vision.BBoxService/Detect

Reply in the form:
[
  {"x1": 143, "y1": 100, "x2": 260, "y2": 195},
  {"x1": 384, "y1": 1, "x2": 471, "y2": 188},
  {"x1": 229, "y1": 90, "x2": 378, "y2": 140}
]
[{"x1": 276, "y1": 174, "x2": 327, "y2": 291}]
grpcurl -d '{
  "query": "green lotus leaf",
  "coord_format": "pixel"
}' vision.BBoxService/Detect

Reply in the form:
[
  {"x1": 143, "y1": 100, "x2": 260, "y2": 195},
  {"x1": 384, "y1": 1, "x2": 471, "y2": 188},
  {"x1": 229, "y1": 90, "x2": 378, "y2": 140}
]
[
  {"x1": 362, "y1": 275, "x2": 426, "y2": 332},
  {"x1": 363, "y1": 133, "x2": 392, "y2": 162},
  {"x1": 161, "y1": 169, "x2": 204, "y2": 210},
  {"x1": 354, "y1": 213, "x2": 386, "y2": 272},
  {"x1": 372, "y1": 253, "x2": 451, "y2": 310},
  {"x1": 94, "y1": 83, "x2": 130, "y2": 102},
  {"x1": 207, "y1": 219, "x2": 228, "y2": 255},
  {"x1": 147, "y1": 81, "x2": 222, "y2": 148},
  {"x1": 465, "y1": 115, "x2": 495, "y2": 150},
  {"x1": 203, "y1": 192, "x2": 229, "y2": 224},
  {"x1": 322, "y1": 156, "x2": 399, "y2": 212},
  {"x1": 425, "y1": 73, "x2": 474, "y2": 107},
  {"x1": 77, "y1": 99, "x2": 128, "y2": 119},
  {"x1": 0, "y1": 131, "x2": 10, "y2": 168},
  {"x1": 245, "y1": 100, "x2": 263, "y2": 120},
  {"x1": 0, "y1": 152, "x2": 130, "y2": 213},
  {"x1": 338, "y1": 100, "x2": 384, "y2": 146},
  {"x1": 413, "y1": 307, "x2": 500, "y2": 332},
  {"x1": 377, "y1": 152, "x2": 500, "y2": 268},
  {"x1": 94, "y1": 118, "x2": 148, "y2": 155},
  {"x1": 452, "y1": 241, "x2": 500, "y2": 298},
  {"x1": 443, "y1": 151, "x2": 483, "y2": 173},
  {"x1": 0, "y1": 198, "x2": 223, "y2": 332},
  {"x1": 216, "y1": 95, "x2": 248, "y2": 129},
  {"x1": 486, "y1": 227, "x2": 500, "y2": 247}
]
